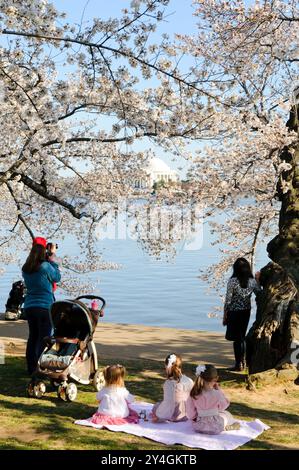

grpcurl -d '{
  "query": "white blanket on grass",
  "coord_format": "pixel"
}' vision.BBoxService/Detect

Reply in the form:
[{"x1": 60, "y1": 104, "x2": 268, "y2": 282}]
[{"x1": 75, "y1": 402, "x2": 270, "y2": 450}]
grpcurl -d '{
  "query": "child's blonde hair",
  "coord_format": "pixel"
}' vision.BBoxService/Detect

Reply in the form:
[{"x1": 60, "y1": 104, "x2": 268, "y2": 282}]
[
  {"x1": 165, "y1": 353, "x2": 182, "y2": 381},
  {"x1": 190, "y1": 365, "x2": 218, "y2": 398},
  {"x1": 103, "y1": 364, "x2": 126, "y2": 387}
]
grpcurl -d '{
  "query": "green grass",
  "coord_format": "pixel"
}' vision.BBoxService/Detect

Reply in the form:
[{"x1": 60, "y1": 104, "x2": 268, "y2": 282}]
[{"x1": 0, "y1": 356, "x2": 298, "y2": 450}]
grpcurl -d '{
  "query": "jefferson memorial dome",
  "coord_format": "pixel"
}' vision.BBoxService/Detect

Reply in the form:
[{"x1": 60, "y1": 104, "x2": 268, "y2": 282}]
[{"x1": 134, "y1": 157, "x2": 179, "y2": 189}]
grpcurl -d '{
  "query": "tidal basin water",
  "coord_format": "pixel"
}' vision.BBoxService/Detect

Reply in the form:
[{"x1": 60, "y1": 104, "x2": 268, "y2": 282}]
[{"x1": 0, "y1": 227, "x2": 269, "y2": 332}]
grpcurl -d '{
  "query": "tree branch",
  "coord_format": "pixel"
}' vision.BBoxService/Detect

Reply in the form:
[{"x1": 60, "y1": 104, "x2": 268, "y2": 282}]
[
  {"x1": 6, "y1": 182, "x2": 35, "y2": 239},
  {"x1": 1, "y1": 29, "x2": 211, "y2": 95},
  {"x1": 18, "y1": 174, "x2": 91, "y2": 219},
  {"x1": 0, "y1": 133, "x2": 38, "y2": 187}
]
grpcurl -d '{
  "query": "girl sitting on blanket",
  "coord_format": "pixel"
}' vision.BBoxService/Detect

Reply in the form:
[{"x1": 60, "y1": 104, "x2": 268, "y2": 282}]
[
  {"x1": 186, "y1": 364, "x2": 240, "y2": 435},
  {"x1": 151, "y1": 353, "x2": 193, "y2": 423},
  {"x1": 90, "y1": 364, "x2": 139, "y2": 426}
]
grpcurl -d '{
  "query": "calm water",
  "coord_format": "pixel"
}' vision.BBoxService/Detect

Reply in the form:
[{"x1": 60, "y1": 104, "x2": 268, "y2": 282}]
[{"x1": 0, "y1": 225, "x2": 270, "y2": 332}]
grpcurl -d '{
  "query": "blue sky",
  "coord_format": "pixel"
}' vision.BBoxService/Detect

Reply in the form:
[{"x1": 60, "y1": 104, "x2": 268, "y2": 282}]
[
  {"x1": 57, "y1": 0, "x2": 198, "y2": 36},
  {"x1": 51, "y1": 1, "x2": 200, "y2": 175},
  {"x1": 0, "y1": 1, "x2": 199, "y2": 176}
]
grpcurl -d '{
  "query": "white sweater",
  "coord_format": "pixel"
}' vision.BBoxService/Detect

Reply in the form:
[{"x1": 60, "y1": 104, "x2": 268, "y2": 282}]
[{"x1": 96, "y1": 386, "x2": 134, "y2": 418}]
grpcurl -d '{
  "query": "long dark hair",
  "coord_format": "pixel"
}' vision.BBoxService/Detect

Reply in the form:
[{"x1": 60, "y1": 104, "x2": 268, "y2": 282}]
[
  {"x1": 22, "y1": 244, "x2": 46, "y2": 274},
  {"x1": 231, "y1": 257, "x2": 253, "y2": 288}
]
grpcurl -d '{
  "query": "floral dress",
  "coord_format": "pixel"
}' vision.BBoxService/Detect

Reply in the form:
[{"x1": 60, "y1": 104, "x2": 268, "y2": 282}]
[
  {"x1": 224, "y1": 277, "x2": 261, "y2": 312},
  {"x1": 224, "y1": 277, "x2": 261, "y2": 341},
  {"x1": 186, "y1": 388, "x2": 236, "y2": 435}
]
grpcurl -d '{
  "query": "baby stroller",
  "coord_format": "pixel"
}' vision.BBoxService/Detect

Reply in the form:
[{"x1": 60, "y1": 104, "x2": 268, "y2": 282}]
[
  {"x1": 27, "y1": 295, "x2": 106, "y2": 402},
  {"x1": 4, "y1": 281, "x2": 26, "y2": 321}
]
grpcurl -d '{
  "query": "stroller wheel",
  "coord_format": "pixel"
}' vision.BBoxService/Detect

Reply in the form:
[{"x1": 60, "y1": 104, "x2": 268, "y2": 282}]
[
  {"x1": 33, "y1": 381, "x2": 46, "y2": 399},
  {"x1": 66, "y1": 383, "x2": 77, "y2": 402},
  {"x1": 93, "y1": 369, "x2": 105, "y2": 391}
]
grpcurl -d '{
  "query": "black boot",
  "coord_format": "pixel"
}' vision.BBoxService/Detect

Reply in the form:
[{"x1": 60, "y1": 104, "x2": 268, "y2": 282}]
[{"x1": 230, "y1": 341, "x2": 244, "y2": 371}]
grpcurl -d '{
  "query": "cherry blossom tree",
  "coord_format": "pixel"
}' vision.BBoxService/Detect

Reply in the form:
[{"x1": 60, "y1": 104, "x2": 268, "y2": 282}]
[
  {"x1": 1, "y1": 0, "x2": 298, "y2": 377},
  {"x1": 0, "y1": 0, "x2": 210, "y2": 292},
  {"x1": 178, "y1": 0, "x2": 299, "y2": 375}
]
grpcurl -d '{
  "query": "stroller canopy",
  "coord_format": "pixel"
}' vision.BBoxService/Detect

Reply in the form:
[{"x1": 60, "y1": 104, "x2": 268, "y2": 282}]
[{"x1": 50, "y1": 296, "x2": 105, "y2": 339}]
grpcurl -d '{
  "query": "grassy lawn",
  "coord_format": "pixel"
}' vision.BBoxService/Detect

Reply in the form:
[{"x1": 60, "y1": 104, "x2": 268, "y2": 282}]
[{"x1": 0, "y1": 356, "x2": 298, "y2": 450}]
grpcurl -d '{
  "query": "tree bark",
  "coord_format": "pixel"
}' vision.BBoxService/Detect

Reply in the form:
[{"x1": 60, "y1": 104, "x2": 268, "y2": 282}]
[{"x1": 246, "y1": 103, "x2": 299, "y2": 376}]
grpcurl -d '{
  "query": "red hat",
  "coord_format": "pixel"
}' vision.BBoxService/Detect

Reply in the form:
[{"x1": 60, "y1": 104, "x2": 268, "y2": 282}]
[{"x1": 33, "y1": 237, "x2": 47, "y2": 248}]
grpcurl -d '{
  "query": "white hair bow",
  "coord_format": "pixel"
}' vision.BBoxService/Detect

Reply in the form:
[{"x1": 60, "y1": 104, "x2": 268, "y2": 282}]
[
  {"x1": 166, "y1": 354, "x2": 177, "y2": 369},
  {"x1": 195, "y1": 364, "x2": 206, "y2": 376}
]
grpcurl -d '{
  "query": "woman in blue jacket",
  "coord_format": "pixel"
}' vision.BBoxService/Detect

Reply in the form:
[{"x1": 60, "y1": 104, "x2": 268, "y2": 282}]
[{"x1": 22, "y1": 239, "x2": 61, "y2": 375}]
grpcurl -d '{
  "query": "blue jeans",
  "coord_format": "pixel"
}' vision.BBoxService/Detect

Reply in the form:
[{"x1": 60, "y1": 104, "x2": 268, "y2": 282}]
[{"x1": 25, "y1": 307, "x2": 52, "y2": 376}]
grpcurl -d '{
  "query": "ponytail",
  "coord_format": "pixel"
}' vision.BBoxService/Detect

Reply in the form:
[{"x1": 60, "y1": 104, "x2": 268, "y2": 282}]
[
  {"x1": 190, "y1": 375, "x2": 205, "y2": 398},
  {"x1": 165, "y1": 353, "x2": 182, "y2": 381}
]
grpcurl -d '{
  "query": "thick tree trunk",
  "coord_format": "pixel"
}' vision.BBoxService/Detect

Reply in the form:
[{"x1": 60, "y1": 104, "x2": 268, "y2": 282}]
[{"x1": 246, "y1": 104, "x2": 299, "y2": 377}]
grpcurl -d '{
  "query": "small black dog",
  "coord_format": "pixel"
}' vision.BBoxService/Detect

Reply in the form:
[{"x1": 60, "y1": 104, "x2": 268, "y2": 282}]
[{"x1": 5, "y1": 280, "x2": 26, "y2": 320}]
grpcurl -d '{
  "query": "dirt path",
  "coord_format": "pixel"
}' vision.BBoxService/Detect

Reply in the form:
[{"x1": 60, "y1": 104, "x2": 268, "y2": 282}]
[{"x1": 0, "y1": 317, "x2": 233, "y2": 366}]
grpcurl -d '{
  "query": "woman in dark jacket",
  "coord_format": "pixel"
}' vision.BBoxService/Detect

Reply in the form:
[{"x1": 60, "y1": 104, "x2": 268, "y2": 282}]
[
  {"x1": 223, "y1": 258, "x2": 261, "y2": 371},
  {"x1": 22, "y1": 238, "x2": 61, "y2": 375}
]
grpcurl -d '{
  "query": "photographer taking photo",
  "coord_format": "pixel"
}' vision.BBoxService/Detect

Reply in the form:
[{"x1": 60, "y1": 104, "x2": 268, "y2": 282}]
[{"x1": 22, "y1": 237, "x2": 61, "y2": 376}]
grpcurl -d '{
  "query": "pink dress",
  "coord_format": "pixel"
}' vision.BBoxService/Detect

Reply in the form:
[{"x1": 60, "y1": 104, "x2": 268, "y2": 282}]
[{"x1": 186, "y1": 388, "x2": 235, "y2": 435}]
